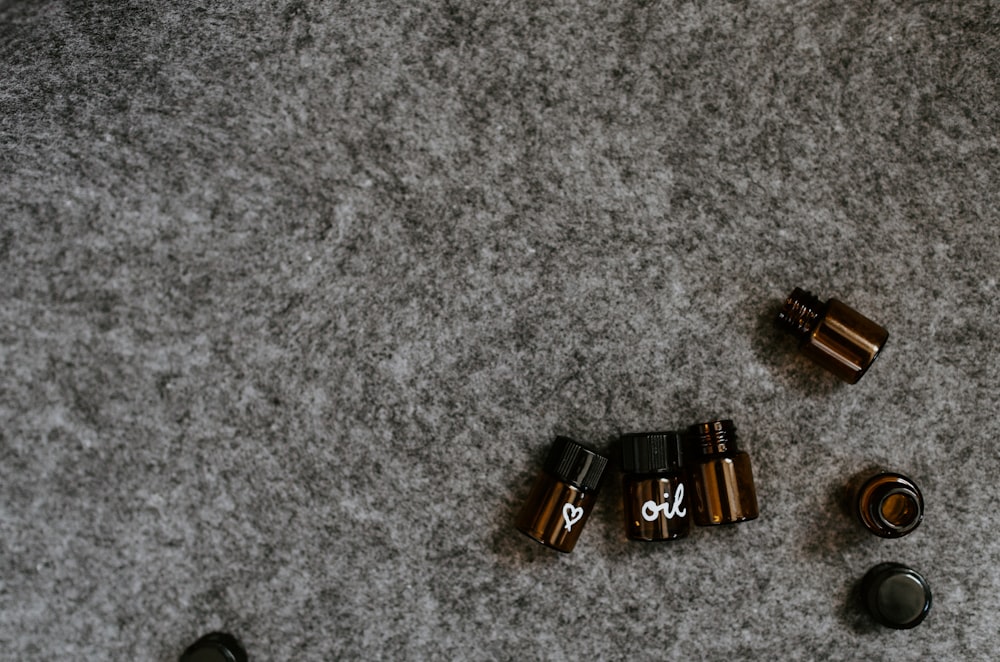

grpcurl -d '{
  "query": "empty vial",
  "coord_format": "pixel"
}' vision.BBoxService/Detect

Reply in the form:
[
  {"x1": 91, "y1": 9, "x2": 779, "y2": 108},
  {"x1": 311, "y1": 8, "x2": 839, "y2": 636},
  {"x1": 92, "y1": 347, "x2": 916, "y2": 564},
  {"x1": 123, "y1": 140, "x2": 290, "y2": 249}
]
[
  {"x1": 855, "y1": 471, "x2": 924, "y2": 538},
  {"x1": 861, "y1": 563, "x2": 932, "y2": 629},
  {"x1": 687, "y1": 420, "x2": 759, "y2": 526},
  {"x1": 776, "y1": 287, "x2": 889, "y2": 383},
  {"x1": 179, "y1": 632, "x2": 247, "y2": 662},
  {"x1": 515, "y1": 436, "x2": 609, "y2": 553},
  {"x1": 620, "y1": 431, "x2": 690, "y2": 542}
]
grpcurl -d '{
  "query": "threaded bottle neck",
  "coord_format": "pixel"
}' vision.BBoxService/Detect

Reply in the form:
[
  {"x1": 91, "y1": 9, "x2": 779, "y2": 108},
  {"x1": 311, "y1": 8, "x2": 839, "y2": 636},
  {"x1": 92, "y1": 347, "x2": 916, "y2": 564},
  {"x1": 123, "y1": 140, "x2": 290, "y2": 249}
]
[
  {"x1": 777, "y1": 287, "x2": 826, "y2": 340},
  {"x1": 688, "y1": 420, "x2": 739, "y2": 456}
]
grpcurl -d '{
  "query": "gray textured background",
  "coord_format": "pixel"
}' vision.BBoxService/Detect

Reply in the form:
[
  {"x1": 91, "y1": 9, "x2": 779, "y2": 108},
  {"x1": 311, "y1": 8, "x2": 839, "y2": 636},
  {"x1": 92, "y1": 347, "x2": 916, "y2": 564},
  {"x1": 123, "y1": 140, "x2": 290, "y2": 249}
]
[{"x1": 2, "y1": 1, "x2": 999, "y2": 659}]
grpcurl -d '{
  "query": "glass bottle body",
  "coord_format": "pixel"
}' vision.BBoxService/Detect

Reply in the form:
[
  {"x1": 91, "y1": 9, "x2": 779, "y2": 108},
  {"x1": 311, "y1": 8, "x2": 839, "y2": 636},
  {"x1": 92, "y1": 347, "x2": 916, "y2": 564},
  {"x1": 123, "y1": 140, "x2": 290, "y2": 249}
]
[
  {"x1": 689, "y1": 451, "x2": 759, "y2": 526},
  {"x1": 801, "y1": 298, "x2": 888, "y2": 384},
  {"x1": 623, "y1": 473, "x2": 690, "y2": 541},
  {"x1": 516, "y1": 472, "x2": 596, "y2": 553}
]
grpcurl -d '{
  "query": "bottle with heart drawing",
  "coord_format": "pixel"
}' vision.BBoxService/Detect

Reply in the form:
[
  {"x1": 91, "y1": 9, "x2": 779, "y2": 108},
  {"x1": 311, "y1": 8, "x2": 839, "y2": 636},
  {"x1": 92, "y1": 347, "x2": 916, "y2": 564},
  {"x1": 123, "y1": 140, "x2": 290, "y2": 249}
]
[{"x1": 515, "y1": 436, "x2": 609, "y2": 553}]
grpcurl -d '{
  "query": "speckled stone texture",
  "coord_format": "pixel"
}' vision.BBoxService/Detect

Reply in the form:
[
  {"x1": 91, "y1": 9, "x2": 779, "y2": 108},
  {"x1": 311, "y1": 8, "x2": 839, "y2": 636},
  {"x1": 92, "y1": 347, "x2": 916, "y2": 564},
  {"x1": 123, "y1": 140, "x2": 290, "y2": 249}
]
[{"x1": 2, "y1": 1, "x2": 999, "y2": 659}]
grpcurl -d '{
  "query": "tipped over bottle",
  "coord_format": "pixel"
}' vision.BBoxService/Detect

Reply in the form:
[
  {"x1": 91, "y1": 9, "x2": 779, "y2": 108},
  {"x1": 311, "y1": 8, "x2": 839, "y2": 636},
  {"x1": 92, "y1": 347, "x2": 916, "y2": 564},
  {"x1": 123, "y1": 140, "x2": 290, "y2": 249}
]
[{"x1": 777, "y1": 287, "x2": 889, "y2": 383}]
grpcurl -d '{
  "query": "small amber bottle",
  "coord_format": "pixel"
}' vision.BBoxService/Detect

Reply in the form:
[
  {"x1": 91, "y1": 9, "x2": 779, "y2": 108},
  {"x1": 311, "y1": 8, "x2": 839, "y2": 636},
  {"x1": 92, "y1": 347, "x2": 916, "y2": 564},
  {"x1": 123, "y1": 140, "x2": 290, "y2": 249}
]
[
  {"x1": 515, "y1": 436, "x2": 609, "y2": 553},
  {"x1": 620, "y1": 431, "x2": 690, "y2": 542},
  {"x1": 861, "y1": 562, "x2": 932, "y2": 629},
  {"x1": 687, "y1": 420, "x2": 759, "y2": 526},
  {"x1": 776, "y1": 287, "x2": 889, "y2": 384},
  {"x1": 855, "y1": 471, "x2": 924, "y2": 538}
]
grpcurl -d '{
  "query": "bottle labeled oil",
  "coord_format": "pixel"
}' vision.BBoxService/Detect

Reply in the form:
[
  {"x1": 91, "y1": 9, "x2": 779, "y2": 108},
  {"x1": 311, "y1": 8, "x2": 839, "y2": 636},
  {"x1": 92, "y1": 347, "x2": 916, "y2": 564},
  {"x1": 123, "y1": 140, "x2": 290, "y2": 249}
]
[
  {"x1": 515, "y1": 436, "x2": 608, "y2": 553},
  {"x1": 687, "y1": 420, "x2": 759, "y2": 526},
  {"x1": 620, "y1": 431, "x2": 690, "y2": 542}
]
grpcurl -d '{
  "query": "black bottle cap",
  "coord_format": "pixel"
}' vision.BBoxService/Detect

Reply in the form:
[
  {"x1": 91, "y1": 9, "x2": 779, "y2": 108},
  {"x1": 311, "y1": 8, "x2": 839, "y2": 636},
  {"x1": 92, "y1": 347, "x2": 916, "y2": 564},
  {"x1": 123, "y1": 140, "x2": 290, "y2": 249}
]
[
  {"x1": 179, "y1": 632, "x2": 248, "y2": 662},
  {"x1": 862, "y1": 563, "x2": 932, "y2": 629},
  {"x1": 620, "y1": 431, "x2": 683, "y2": 473},
  {"x1": 688, "y1": 419, "x2": 740, "y2": 456},
  {"x1": 543, "y1": 436, "x2": 608, "y2": 491}
]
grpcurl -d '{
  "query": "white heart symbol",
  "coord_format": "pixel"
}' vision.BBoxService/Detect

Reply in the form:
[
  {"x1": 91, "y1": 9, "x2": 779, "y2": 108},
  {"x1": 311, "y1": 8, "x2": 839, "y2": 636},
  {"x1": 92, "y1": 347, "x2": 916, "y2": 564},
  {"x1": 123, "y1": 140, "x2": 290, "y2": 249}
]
[{"x1": 562, "y1": 503, "x2": 584, "y2": 532}]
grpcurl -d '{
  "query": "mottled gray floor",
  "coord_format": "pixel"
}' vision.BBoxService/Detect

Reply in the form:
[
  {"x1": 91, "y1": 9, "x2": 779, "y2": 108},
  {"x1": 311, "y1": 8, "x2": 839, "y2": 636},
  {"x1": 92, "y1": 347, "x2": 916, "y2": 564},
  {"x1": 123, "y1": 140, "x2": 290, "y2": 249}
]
[{"x1": 2, "y1": 1, "x2": 999, "y2": 659}]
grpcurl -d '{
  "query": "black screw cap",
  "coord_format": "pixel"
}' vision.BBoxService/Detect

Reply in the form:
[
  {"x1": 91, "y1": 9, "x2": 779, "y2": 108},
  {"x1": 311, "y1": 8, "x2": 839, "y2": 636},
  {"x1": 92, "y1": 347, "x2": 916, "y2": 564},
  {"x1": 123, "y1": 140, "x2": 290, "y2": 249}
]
[
  {"x1": 861, "y1": 563, "x2": 932, "y2": 629},
  {"x1": 179, "y1": 632, "x2": 248, "y2": 662}
]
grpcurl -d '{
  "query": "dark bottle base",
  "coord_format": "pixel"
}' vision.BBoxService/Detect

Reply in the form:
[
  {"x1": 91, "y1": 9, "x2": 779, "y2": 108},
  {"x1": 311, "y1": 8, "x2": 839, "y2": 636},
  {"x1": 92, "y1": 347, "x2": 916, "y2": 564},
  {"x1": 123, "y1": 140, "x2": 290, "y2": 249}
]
[
  {"x1": 180, "y1": 632, "x2": 247, "y2": 662},
  {"x1": 861, "y1": 563, "x2": 932, "y2": 629}
]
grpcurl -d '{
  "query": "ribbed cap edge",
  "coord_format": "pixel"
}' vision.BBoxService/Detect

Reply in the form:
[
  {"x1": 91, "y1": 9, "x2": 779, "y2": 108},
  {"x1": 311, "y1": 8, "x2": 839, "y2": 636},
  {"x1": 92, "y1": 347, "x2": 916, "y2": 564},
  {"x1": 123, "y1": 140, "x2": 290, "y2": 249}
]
[
  {"x1": 620, "y1": 431, "x2": 684, "y2": 473},
  {"x1": 543, "y1": 436, "x2": 608, "y2": 491}
]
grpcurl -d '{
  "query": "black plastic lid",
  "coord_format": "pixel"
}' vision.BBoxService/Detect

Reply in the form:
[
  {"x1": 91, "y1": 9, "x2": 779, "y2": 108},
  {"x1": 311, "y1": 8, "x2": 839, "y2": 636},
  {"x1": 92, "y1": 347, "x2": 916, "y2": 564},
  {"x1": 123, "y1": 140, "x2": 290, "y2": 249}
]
[
  {"x1": 620, "y1": 431, "x2": 683, "y2": 473},
  {"x1": 862, "y1": 563, "x2": 932, "y2": 629},
  {"x1": 543, "y1": 436, "x2": 608, "y2": 492},
  {"x1": 688, "y1": 419, "x2": 740, "y2": 456},
  {"x1": 179, "y1": 632, "x2": 247, "y2": 662}
]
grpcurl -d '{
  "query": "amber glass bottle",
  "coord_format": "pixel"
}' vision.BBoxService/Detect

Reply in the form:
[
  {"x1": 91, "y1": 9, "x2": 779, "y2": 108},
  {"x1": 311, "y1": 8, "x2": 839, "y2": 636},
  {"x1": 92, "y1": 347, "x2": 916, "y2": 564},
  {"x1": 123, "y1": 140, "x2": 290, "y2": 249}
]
[
  {"x1": 620, "y1": 431, "x2": 690, "y2": 542},
  {"x1": 861, "y1": 563, "x2": 932, "y2": 629},
  {"x1": 515, "y1": 436, "x2": 609, "y2": 553},
  {"x1": 687, "y1": 420, "x2": 759, "y2": 526},
  {"x1": 855, "y1": 471, "x2": 924, "y2": 538},
  {"x1": 776, "y1": 287, "x2": 889, "y2": 384}
]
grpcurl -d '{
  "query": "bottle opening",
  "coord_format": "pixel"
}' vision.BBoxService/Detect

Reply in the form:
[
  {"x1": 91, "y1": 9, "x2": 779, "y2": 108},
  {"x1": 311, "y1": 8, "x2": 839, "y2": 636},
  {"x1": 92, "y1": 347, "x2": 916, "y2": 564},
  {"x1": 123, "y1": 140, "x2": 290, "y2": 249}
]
[{"x1": 878, "y1": 490, "x2": 919, "y2": 530}]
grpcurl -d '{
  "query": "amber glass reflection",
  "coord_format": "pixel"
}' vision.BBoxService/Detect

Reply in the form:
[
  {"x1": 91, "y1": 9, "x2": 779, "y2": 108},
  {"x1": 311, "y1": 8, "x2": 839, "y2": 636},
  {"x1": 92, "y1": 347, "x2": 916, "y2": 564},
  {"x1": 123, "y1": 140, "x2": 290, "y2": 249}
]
[
  {"x1": 624, "y1": 475, "x2": 690, "y2": 541},
  {"x1": 516, "y1": 476, "x2": 595, "y2": 553},
  {"x1": 802, "y1": 299, "x2": 888, "y2": 383},
  {"x1": 690, "y1": 454, "x2": 758, "y2": 526},
  {"x1": 856, "y1": 472, "x2": 923, "y2": 538}
]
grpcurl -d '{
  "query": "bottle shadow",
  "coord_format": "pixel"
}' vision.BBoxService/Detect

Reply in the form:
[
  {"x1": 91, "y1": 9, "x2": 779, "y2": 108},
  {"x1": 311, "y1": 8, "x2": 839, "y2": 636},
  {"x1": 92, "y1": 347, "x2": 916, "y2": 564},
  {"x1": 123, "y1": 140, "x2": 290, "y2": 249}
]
[
  {"x1": 799, "y1": 465, "x2": 891, "y2": 634},
  {"x1": 749, "y1": 298, "x2": 842, "y2": 398},
  {"x1": 801, "y1": 466, "x2": 888, "y2": 558},
  {"x1": 489, "y1": 441, "x2": 559, "y2": 568},
  {"x1": 839, "y1": 574, "x2": 883, "y2": 635}
]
